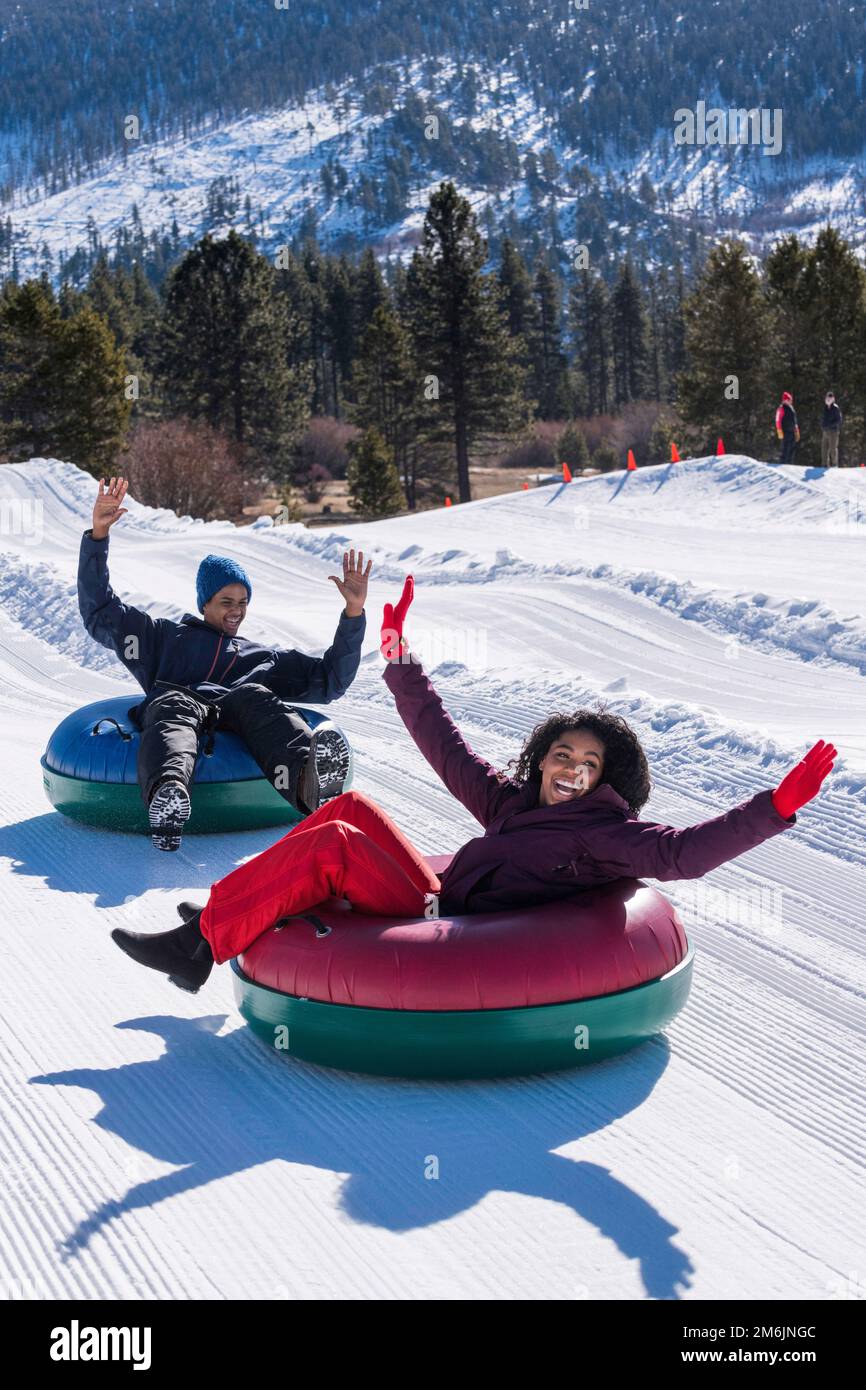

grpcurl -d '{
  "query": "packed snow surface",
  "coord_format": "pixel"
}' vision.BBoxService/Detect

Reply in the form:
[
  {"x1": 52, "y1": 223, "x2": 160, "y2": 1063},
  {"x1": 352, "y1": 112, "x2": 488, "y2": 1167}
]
[{"x1": 0, "y1": 454, "x2": 863, "y2": 1300}]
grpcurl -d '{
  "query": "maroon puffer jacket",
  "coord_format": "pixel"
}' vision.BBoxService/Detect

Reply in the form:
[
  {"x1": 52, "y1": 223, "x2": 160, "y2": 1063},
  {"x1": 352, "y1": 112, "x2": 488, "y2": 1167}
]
[{"x1": 383, "y1": 658, "x2": 794, "y2": 915}]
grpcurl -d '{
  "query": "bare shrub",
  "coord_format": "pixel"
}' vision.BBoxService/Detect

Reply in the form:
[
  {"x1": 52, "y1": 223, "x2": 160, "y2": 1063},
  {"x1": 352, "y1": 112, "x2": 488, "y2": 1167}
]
[
  {"x1": 608, "y1": 400, "x2": 662, "y2": 466},
  {"x1": 499, "y1": 429, "x2": 557, "y2": 472},
  {"x1": 577, "y1": 414, "x2": 620, "y2": 456},
  {"x1": 121, "y1": 417, "x2": 250, "y2": 521},
  {"x1": 293, "y1": 415, "x2": 357, "y2": 482}
]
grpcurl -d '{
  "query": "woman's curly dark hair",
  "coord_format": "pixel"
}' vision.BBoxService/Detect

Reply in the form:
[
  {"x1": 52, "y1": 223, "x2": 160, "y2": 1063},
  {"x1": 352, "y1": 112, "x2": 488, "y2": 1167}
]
[{"x1": 504, "y1": 706, "x2": 651, "y2": 816}]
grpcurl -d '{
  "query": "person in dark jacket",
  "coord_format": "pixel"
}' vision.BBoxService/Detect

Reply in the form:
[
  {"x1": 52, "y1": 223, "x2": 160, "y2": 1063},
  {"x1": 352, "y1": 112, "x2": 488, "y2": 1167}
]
[
  {"x1": 79, "y1": 476, "x2": 369, "y2": 850},
  {"x1": 111, "y1": 576, "x2": 838, "y2": 994},
  {"x1": 821, "y1": 392, "x2": 843, "y2": 467},
  {"x1": 775, "y1": 391, "x2": 800, "y2": 465}
]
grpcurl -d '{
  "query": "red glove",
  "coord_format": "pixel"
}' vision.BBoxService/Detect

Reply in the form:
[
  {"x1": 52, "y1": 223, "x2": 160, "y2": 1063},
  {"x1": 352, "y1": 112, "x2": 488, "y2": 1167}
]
[
  {"x1": 771, "y1": 740, "x2": 837, "y2": 820},
  {"x1": 381, "y1": 576, "x2": 414, "y2": 661}
]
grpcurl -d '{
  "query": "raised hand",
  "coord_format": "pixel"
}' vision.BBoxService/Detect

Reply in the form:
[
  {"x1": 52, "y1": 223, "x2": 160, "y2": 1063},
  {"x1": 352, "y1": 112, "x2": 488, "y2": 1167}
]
[
  {"x1": 92, "y1": 476, "x2": 129, "y2": 540},
  {"x1": 772, "y1": 740, "x2": 837, "y2": 820},
  {"x1": 328, "y1": 548, "x2": 372, "y2": 618},
  {"x1": 381, "y1": 575, "x2": 414, "y2": 661}
]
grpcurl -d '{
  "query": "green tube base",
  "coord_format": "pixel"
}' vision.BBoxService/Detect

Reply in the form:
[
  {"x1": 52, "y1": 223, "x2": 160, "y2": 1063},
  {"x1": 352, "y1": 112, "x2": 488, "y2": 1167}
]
[
  {"x1": 41, "y1": 757, "x2": 304, "y2": 834},
  {"x1": 231, "y1": 947, "x2": 694, "y2": 1079}
]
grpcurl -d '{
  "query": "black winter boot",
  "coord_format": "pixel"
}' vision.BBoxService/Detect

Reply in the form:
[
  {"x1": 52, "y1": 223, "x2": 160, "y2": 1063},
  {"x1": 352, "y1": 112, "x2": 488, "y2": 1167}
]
[
  {"x1": 111, "y1": 909, "x2": 213, "y2": 993},
  {"x1": 176, "y1": 900, "x2": 206, "y2": 923},
  {"x1": 148, "y1": 778, "x2": 192, "y2": 852},
  {"x1": 297, "y1": 727, "x2": 352, "y2": 814}
]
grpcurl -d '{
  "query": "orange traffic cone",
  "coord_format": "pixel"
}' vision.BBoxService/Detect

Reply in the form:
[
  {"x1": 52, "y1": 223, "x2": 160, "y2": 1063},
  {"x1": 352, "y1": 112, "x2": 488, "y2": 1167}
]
[
  {"x1": 716, "y1": 438, "x2": 726, "y2": 456},
  {"x1": 671, "y1": 442, "x2": 680, "y2": 462},
  {"x1": 444, "y1": 496, "x2": 452, "y2": 507},
  {"x1": 627, "y1": 450, "x2": 637, "y2": 471},
  {"x1": 562, "y1": 460, "x2": 573, "y2": 483}
]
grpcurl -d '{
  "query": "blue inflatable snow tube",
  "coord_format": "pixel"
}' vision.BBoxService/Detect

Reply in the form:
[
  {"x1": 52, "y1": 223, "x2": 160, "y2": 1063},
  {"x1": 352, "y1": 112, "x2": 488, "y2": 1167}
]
[{"x1": 40, "y1": 695, "x2": 352, "y2": 834}]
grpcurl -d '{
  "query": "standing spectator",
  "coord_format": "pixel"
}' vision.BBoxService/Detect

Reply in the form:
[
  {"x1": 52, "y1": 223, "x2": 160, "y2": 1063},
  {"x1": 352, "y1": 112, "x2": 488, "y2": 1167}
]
[
  {"x1": 775, "y1": 391, "x2": 800, "y2": 465},
  {"x1": 821, "y1": 391, "x2": 843, "y2": 467}
]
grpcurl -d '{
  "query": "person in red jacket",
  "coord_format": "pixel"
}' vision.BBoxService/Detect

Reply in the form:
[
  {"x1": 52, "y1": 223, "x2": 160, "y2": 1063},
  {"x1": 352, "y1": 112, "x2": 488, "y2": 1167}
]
[
  {"x1": 775, "y1": 391, "x2": 800, "y2": 465},
  {"x1": 111, "y1": 577, "x2": 837, "y2": 993}
]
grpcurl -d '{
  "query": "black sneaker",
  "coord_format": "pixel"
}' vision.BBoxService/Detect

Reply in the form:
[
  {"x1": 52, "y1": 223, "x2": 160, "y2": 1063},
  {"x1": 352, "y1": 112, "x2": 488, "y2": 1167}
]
[
  {"x1": 111, "y1": 910, "x2": 214, "y2": 993},
  {"x1": 148, "y1": 779, "x2": 191, "y2": 851},
  {"x1": 297, "y1": 726, "x2": 351, "y2": 814}
]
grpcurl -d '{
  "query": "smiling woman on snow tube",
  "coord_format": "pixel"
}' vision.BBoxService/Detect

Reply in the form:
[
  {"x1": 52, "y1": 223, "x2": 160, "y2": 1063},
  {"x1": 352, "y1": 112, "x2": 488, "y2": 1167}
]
[{"x1": 109, "y1": 578, "x2": 837, "y2": 1078}]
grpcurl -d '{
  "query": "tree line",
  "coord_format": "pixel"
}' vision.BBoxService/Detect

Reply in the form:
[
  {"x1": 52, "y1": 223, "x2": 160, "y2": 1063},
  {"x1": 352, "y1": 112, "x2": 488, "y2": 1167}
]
[{"x1": 1, "y1": 180, "x2": 863, "y2": 517}]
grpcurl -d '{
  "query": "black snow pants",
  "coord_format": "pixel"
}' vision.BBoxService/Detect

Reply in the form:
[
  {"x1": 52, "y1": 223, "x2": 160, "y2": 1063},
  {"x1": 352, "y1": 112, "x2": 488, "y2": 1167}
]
[
  {"x1": 136, "y1": 682, "x2": 316, "y2": 811},
  {"x1": 779, "y1": 432, "x2": 798, "y2": 465}
]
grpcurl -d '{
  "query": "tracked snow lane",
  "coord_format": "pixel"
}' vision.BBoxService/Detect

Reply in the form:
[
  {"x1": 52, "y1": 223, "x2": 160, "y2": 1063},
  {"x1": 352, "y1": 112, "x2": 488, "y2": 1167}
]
[{"x1": 0, "y1": 455, "x2": 863, "y2": 1300}]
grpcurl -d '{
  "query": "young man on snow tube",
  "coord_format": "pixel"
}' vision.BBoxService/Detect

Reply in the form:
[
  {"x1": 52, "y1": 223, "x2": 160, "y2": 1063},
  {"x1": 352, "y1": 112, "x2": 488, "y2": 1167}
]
[
  {"x1": 111, "y1": 577, "x2": 837, "y2": 994},
  {"x1": 78, "y1": 476, "x2": 369, "y2": 851}
]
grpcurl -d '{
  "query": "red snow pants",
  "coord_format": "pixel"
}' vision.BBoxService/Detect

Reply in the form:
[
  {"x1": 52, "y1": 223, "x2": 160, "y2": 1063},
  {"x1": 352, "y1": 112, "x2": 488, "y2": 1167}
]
[{"x1": 199, "y1": 791, "x2": 441, "y2": 964}]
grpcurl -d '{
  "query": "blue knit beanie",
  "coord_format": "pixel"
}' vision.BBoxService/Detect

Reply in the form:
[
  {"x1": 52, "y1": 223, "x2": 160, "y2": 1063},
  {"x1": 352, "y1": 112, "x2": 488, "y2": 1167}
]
[{"x1": 195, "y1": 554, "x2": 252, "y2": 613}]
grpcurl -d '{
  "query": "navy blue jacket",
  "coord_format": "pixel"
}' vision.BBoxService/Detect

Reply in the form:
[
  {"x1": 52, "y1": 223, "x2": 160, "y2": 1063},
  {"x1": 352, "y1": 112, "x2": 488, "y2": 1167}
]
[{"x1": 78, "y1": 529, "x2": 365, "y2": 721}]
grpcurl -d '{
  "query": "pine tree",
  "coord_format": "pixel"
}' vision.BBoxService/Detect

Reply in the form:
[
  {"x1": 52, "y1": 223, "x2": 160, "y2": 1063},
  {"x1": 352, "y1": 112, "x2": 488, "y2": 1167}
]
[
  {"x1": 571, "y1": 271, "x2": 611, "y2": 415},
  {"x1": 648, "y1": 410, "x2": 678, "y2": 463},
  {"x1": 403, "y1": 181, "x2": 530, "y2": 502},
  {"x1": 57, "y1": 282, "x2": 84, "y2": 319},
  {"x1": 763, "y1": 234, "x2": 812, "y2": 416},
  {"x1": 800, "y1": 225, "x2": 866, "y2": 459},
  {"x1": 657, "y1": 262, "x2": 687, "y2": 403},
  {"x1": 346, "y1": 425, "x2": 404, "y2": 516},
  {"x1": 530, "y1": 257, "x2": 571, "y2": 418},
  {"x1": 156, "y1": 229, "x2": 311, "y2": 481},
  {"x1": 299, "y1": 239, "x2": 329, "y2": 416},
  {"x1": 349, "y1": 303, "x2": 420, "y2": 508},
  {"x1": 611, "y1": 259, "x2": 648, "y2": 405},
  {"x1": 323, "y1": 254, "x2": 355, "y2": 419},
  {"x1": 557, "y1": 421, "x2": 591, "y2": 471},
  {"x1": 127, "y1": 261, "x2": 163, "y2": 415},
  {"x1": 0, "y1": 279, "x2": 129, "y2": 473},
  {"x1": 274, "y1": 245, "x2": 314, "y2": 379},
  {"x1": 0, "y1": 279, "x2": 65, "y2": 460},
  {"x1": 678, "y1": 239, "x2": 771, "y2": 455},
  {"x1": 354, "y1": 247, "x2": 390, "y2": 338},
  {"x1": 80, "y1": 258, "x2": 160, "y2": 416},
  {"x1": 497, "y1": 238, "x2": 539, "y2": 343},
  {"x1": 83, "y1": 254, "x2": 134, "y2": 351},
  {"x1": 388, "y1": 260, "x2": 411, "y2": 320},
  {"x1": 53, "y1": 305, "x2": 131, "y2": 474},
  {"x1": 496, "y1": 237, "x2": 539, "y2": 413},
  {"x1": 592, "y1": 442, "x2": 620, "y2": 473},
  {"x1": 645, "y1": 272, "x2": 665, "y2": 403}
]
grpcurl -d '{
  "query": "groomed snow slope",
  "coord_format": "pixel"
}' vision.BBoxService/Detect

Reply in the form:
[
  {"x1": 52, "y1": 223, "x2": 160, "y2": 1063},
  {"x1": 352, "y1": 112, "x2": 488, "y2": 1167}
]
[{"x1": 0, "y1": 455, "x2": 863, "y2": 1301}]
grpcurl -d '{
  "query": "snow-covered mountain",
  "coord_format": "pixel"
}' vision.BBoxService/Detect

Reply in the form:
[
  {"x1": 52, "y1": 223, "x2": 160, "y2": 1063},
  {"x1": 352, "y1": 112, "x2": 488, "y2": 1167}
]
[{"x1": 3, "y1": 4, "x2": 865, "y2": 284}]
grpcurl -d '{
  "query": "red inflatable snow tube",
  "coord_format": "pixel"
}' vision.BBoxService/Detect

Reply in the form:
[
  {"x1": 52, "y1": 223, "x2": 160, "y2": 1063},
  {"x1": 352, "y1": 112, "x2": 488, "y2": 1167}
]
[
  {"x1": 230, "y1": 855, "x2": 694, "y2": 1078},
  {"x1": 239, "y1": 855, "x2": 686, "y2": 1009}
]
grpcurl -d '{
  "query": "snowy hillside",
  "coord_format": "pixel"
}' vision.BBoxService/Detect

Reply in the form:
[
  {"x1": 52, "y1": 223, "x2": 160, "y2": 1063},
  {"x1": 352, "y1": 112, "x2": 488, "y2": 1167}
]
[
  {"x1": 6, "y1": 49, "x2": 866, "y2": 287},
  {"x1": 0, "y1": 454, "x2": 863, "y2": 1299}
]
